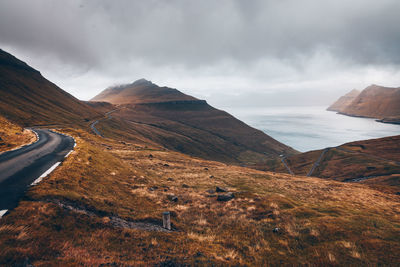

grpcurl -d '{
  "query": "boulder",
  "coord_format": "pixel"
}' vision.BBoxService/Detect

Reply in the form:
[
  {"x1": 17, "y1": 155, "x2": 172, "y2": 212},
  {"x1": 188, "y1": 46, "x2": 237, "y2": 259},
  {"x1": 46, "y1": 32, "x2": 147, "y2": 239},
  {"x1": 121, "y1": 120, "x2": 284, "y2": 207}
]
[
  {"x1": 216, "y1": 186, "x2": 227, "y2": 192},
  {"x1": 167, "y1": 194, "x2": 178, "y2": 202},
  {"x1": 217, "y1": 192, "x2": 234, "y2": 202}
]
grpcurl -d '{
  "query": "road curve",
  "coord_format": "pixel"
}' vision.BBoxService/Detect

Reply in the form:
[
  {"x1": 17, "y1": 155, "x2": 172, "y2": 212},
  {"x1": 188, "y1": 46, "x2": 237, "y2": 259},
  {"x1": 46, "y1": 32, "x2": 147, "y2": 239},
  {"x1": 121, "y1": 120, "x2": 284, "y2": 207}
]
[
  {"x1": 90, "y1": 109, "x2": 119, "y2": 137},
  {"x1": 0, "y1": 129, "x2": 74, "y2": 211}
]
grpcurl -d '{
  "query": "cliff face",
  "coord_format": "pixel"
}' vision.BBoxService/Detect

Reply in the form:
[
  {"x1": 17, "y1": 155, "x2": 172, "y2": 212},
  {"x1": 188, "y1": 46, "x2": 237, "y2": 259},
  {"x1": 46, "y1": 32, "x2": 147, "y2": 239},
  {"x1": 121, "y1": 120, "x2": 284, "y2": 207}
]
[
  {"x1": 327, "y1": 89, "x2": 360, "y2": 112},
  {"x1": 327, "y1": 84, "x2": 400, "y2": 123},
  {"x1": 340, "y1": 85, "x2": 400, "y2": 119}
]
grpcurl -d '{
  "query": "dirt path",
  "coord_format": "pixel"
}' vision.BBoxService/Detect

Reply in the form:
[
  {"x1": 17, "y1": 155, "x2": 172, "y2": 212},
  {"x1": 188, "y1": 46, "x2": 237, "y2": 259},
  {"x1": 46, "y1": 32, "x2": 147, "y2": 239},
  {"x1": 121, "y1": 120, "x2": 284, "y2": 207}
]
[{"x1": 51, "y1": 199, "x2": 172, "y2": 232}]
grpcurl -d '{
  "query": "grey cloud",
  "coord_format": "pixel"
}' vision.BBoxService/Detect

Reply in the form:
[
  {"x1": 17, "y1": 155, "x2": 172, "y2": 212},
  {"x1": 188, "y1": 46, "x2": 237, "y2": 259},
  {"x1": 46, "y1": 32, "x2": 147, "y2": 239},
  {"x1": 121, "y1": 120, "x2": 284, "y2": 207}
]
[
  {"x1": 1, "y1": 0, "x2": 400, "y2": 69},
  {"x1": 0, "y1": 0, "x2": 399, "y2": 102}
]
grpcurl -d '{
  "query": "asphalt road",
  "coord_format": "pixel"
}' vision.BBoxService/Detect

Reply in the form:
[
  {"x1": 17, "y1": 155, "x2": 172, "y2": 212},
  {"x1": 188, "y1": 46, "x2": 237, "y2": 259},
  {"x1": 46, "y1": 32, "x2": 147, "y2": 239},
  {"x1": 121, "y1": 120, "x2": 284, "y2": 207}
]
[
  {"x1": 307, "y1": 148, "x2": 330, "y2": 177},
  {"x1": 0, "y1": 129, "x2": 74, "y2": 212},
  {"x1": 280, "y1": 155, "x2": 294, "y2": 175},
  {"x1": 90, "y1": 109, "x2": 119, "y2": 137}
]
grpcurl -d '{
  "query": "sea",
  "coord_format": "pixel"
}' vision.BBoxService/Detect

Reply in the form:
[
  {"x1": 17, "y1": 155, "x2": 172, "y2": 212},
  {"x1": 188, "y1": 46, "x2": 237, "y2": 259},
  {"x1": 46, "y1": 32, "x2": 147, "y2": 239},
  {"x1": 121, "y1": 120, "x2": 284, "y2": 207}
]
[{"x1": 224, "y1": 106, "x2": 400, "y2": 152}]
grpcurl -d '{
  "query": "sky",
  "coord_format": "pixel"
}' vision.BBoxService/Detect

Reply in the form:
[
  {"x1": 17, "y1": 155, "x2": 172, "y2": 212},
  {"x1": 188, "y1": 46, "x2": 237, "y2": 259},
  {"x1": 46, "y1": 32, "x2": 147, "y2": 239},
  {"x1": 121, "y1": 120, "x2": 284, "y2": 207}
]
[{"x1": 1, "y1": 0, "x2": 400, "y2": 108}]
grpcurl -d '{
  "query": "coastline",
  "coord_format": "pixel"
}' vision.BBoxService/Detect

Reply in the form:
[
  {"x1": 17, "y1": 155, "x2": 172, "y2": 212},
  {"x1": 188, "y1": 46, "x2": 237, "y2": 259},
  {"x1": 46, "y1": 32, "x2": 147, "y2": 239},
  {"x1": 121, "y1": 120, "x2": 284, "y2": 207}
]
[{"x1": 326, "y1": 109, "x2": 400, "y2": 126}]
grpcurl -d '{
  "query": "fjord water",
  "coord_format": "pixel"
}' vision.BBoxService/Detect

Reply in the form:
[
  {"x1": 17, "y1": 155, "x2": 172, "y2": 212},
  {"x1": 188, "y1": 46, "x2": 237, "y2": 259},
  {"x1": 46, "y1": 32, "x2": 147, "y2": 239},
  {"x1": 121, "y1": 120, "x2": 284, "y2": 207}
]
[{"x1": 225, "y1": 106, "x2": 400, "y2": 152}]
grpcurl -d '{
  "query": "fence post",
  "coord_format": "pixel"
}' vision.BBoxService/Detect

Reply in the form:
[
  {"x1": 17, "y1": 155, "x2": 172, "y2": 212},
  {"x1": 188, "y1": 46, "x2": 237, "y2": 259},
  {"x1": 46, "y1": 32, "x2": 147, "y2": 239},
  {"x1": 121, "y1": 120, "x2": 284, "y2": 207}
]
[{"x1": 163, "y1": 211, "x2": 171, "y2": 230}]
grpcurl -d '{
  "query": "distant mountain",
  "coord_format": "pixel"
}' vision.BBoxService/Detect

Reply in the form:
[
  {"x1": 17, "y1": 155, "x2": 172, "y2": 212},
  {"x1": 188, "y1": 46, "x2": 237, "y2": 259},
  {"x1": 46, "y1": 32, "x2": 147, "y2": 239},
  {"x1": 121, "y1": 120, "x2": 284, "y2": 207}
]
[
  {"x1": 327, "y1": 89, "x2": 360, "y2": 112},
  {"x1": 92, "y1": 79, "x2": 297, "y2": 164},
  {"x1": 341, "y1": 84, "x2": 400, "y2": 122},
  {"x1": 91, "y1": 79, "x2": 197, "y2": 104},
  {"x1": 328, "y1": 84, "x2": 400, "y2": 124},
  {"x1": 0, "y1": 49, "x2": 101, "y2": 126}
]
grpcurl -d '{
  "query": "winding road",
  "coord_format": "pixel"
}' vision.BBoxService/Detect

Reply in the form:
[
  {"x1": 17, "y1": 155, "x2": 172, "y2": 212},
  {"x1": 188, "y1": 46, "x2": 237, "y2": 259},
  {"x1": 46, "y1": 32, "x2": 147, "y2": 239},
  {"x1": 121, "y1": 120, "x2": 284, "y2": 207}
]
[
  {"x1": 307, "y1": 148, "x2": 330, "y2": 177},
  {"x1": 0, "y1": 129, "x2": 74, "y2": 213},
  {"x1": 90, "y1": 109, "x2": 119, "y2": 137}
]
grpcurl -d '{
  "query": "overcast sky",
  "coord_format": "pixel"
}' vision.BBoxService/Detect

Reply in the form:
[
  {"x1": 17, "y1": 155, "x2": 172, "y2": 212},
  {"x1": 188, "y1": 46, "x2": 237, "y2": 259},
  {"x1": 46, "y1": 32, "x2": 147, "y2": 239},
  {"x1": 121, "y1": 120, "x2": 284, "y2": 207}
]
[{"x1": 1, "y1": 0, "x2": 400, "y2": 108}]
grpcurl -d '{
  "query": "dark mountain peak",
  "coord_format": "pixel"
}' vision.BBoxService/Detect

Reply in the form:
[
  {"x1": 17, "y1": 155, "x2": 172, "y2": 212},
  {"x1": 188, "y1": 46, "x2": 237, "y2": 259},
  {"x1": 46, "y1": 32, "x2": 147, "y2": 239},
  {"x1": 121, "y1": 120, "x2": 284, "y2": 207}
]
[
  {"x1": 131, "y1": 78, "x2": 154, "y2": 87},
  {"x1": 0, "y1": 48, "x2": 39, "y2": 74},
  {"x1": 92, "y1": 80, "x2": 197, "y2": 104}
]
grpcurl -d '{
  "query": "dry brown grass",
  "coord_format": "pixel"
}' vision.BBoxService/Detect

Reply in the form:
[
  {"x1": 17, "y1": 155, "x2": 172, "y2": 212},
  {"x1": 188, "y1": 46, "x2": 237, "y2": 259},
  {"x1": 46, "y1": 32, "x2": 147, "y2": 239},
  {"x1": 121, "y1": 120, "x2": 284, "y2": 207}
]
[
  {"x1": 0, "y1": 128, "x2": 399, "y2": 266},
  {"x1": 0, "y1": 115, "x2": 36, "y2": 152},
  {"x1": 263, "y1": 136, "x2": 400, "y2": 193}
]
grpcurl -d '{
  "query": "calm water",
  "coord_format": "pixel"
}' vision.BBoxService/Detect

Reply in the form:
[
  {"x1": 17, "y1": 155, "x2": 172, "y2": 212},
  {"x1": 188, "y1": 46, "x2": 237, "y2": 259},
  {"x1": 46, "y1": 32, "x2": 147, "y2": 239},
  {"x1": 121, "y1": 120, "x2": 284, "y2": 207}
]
[{"x1": 225, "y1": 106, "x2": 400, "y2": 152}]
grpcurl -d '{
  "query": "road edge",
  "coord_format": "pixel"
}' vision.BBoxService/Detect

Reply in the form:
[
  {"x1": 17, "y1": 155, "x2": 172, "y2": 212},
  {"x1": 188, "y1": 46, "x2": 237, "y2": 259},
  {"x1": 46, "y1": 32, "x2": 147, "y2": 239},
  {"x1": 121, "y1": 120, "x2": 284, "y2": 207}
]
[{"x1": 1, "y1": 130, "x2": 77, "y2": 219}]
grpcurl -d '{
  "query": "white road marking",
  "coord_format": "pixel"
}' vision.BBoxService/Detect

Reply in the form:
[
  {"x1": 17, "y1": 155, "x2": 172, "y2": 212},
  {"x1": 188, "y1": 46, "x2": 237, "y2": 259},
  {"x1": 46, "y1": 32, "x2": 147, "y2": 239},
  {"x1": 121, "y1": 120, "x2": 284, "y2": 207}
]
[
  {"x1": 31, "y1": 162, "x2": 61, "y2": 186},
  {"x1": 64, "y1": 150, "x2": 73, "y2": 158},
  {"x1": 0, "y1": 209, "x2": 8, "y2": 218}
]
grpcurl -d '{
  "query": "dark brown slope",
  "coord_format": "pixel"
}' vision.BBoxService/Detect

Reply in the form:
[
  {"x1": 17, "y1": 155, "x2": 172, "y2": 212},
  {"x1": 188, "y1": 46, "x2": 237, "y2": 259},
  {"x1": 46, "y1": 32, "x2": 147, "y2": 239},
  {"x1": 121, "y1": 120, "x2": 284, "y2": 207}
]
[
  {"x1": 262, "y1": 135, "x2": 400, "y2": 193},
  {"x1": 0, "y1": 49, "x2": 101, "y2": 126},
  {"x1": 327, "y1": 89, "x2": 360, "y2": 112},
  {"x1": 338, "y1": 85, "x2": 400, "y2": 123},
  {"x1": 91, "y1": 79, "x2": 297, "y2": 164}
]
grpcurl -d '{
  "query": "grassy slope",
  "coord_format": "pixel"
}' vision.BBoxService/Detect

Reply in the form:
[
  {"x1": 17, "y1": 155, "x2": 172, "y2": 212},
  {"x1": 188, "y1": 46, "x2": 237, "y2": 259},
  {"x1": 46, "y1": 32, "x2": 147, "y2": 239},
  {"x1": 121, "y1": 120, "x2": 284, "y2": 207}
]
[
  {"x1": 263, "y1": 136, "x2": 400, "y2": 193},
  {"x1": 0, "y1": 128, "x2": 399, "y2": 266},
  {"x1": 0, "y1": 49, "x2": 101, "y2": 127},
  {"x1": 103, "y1": 103, "x2": 297, "y2": 165},
  {"x1": 0, "y1": 115, "x2": 36, "y2": 152}
]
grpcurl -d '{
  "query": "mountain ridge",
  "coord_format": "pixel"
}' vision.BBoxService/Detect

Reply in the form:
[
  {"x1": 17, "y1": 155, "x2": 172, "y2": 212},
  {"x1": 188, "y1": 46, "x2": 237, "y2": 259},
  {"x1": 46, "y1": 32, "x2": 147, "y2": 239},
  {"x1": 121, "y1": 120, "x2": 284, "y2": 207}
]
[
  {"x1": 92, "y1": 79, "x2": 298, "y2": 164},
  {"x1": 0, "y1": 49, "x2": 101, "y2": 126}
]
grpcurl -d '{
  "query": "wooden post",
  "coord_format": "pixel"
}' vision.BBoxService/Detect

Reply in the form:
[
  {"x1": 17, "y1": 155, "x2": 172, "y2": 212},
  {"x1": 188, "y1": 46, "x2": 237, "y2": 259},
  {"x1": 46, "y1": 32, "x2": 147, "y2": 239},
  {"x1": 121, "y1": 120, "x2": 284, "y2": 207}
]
[{"x1": 163, "y1": 211, "x2": 171, "y2": 230}]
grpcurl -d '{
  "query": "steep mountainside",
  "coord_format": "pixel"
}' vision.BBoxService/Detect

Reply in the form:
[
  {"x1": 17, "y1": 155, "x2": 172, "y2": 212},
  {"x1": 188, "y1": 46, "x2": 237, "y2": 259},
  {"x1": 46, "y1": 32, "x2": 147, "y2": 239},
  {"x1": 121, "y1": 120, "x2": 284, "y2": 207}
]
[
  {"x1": 91, "y1": 79, "x2": 297, "y2": 164},
  {"x1": 329, "y1": 84, "x2": 400, "y2": 123},
  {"x1": 327, "y1": 89, "x2": 360, "y2": 112},
  {"x1": 0, "y1": 49, "x2": 101, "y2": 126}
]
